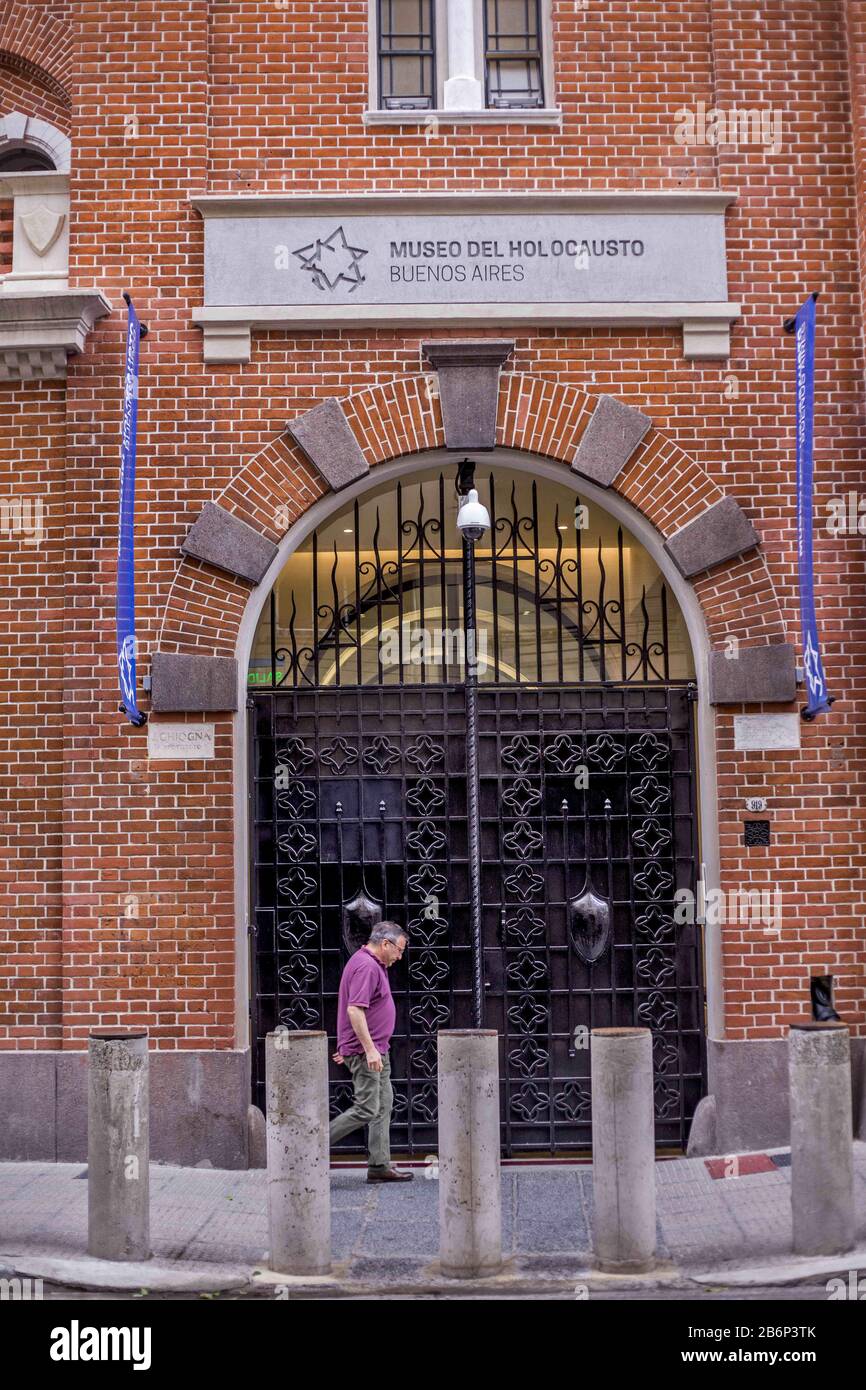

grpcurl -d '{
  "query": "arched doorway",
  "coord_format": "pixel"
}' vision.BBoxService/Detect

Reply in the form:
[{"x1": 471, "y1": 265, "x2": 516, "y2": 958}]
[{"x1": 247, "y1": 460, "x2": 704, "y2": 1155}]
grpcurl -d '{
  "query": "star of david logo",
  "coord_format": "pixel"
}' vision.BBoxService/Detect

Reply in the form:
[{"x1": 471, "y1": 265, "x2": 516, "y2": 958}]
[
  {"x1": 803, "y1": 629, "x2": 824, "y2": 698},
  {"x1": 293, "y1": 225, "x2": 368, "y2": 293},
  {"x1": 118, "y1": 634, "x2": 136, "y2": 707}
]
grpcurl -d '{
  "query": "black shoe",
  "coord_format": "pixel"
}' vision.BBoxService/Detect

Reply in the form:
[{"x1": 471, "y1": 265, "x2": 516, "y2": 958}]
[{"x1": 367, "y1": 1166, "x2": 414, "y2": 1183}]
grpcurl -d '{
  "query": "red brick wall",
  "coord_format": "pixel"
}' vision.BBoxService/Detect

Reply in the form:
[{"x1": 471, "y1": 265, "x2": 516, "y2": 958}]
[
  {"x1": 0, "y1": 0, "x2": 864, "y2": 1051},
  {"x1": 0, "y1": 26, "x2": 70, "y2": 1047},
  {"x1": 0, "y1": 2, "x2": 71, "y2": 97},
  {"x1": 0, "y1": 198, "x2": 12, "y2": 273},
  {"x1": 0, "y1": 59, "x2": 69, "y2": 136},
  {"x1": 0, "y1": 382, "x2": 66, "y2": 1046},
  {"x1": 61, "y1": 2, "x2": 218, "y2": 1048},
  {"x1": 707, "y1": 0, "x2": 866, "y2": 1035},
  {"x1": 845, "y1": 0, "x2": 866, "y2": 349}
]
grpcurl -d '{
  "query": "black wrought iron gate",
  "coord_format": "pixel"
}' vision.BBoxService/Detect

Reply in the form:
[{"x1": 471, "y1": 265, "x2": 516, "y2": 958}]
[{"x1": 248, "y1": 468, "x2": 705, "y2": 1155}]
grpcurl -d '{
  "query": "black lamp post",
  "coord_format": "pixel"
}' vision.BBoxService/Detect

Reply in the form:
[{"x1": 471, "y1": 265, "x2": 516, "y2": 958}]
[{"x1": 455, "y1": 458, "x2": 491, "y2": 1028}]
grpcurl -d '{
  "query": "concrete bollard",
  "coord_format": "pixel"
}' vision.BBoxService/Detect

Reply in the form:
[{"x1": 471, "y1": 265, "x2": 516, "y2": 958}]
[
  {"x1": 591, "y1": 1027, "x2": 656, "y2": 1273},
  {"x1": 266, "y1": 1030, "x2": 331, "y2": 1276},
  {"x1": 437, "y1": 1029, "x2": 502, "y2": 1278},
  {"x1": 87, "y1": 1029, "x2": 150, "y2": 1261},
  {"x1": 789, "y1": 1020, "x2": 854, "y2": 1256}
]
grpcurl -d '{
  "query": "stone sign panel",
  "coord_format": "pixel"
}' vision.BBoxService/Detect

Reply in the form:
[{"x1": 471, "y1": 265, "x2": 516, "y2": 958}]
[{"x1": 191, "y1": 191, "x2": 738, "y2": 364}]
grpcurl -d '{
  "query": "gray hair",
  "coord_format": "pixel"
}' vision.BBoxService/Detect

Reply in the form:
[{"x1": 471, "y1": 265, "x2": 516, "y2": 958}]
[{"x1": 369, "y1": 921, "x2": 408, "y2": 946}]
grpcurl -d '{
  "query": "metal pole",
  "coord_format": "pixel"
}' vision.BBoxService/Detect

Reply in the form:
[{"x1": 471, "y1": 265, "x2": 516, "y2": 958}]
[{"x1": 463, "y1": 532, "x2": 484, "y2": 1029}]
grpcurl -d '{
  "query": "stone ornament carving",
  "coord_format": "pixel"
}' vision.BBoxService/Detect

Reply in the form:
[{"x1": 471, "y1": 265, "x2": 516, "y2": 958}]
[{"x1": 20, "y1": 204, "x2": 66, "y2": 257}]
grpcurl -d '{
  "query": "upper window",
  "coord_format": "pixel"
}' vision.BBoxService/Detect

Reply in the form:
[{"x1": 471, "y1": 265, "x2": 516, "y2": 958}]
[
  {"x1": 378, "y1": 0, "x2": 437, "y2": 110},
  {"x1": 484, "y1": 0, "x2": 544, "y2": 109},
  {"x1": 0, "y1": 148, "x2": 55, "y2": 171},
  {"x1": 374, "y1": 0, "x2": 551, "y2": 114}
]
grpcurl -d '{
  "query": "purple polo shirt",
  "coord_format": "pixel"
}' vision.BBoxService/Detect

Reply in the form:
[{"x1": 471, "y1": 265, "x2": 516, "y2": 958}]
[{"x1": 336, "y1": 946, "x2": 396, "y2": 1055}]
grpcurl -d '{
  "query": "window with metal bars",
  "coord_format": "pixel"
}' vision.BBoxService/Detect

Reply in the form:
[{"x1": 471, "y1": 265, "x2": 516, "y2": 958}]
[
  {"x1": 378, "y1": 0, "x2": 437, "y2": 110},
  {"x1": 484, "y1": 0, "x2": 544, "y2": 108}
]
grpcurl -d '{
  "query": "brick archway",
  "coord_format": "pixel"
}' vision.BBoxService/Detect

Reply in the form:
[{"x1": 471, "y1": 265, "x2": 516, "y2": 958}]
[
  {"x1": 151, "y1": 366, "x2": 796, "y2": 1059},
  {"x1": 0, "y1": 3, "x2": 73, "y2": 105},
  {"x1": 157, "y1": 372, "x2": 787, "y2": 671}
]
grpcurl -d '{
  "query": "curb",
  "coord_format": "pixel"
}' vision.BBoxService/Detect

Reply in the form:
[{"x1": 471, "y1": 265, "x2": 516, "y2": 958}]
[
  {"x1": 690, "y1": 1249, "x2": 866, "y2": 1289},
  {"x1": 0, "y1": 1252, "x2": 250, "y2": 1295},
  {"x1": 6, "y1": 1247, "x2": 860, "y2": 1298},
  {"x1": 2, "y1": 1249, "x2": 696, "y2": 1298}
]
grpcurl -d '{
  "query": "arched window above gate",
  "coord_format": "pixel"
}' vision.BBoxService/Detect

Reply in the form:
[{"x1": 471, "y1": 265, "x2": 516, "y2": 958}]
[{"x1": 248, "y1": 466, "x2": 695, "y2": 689}]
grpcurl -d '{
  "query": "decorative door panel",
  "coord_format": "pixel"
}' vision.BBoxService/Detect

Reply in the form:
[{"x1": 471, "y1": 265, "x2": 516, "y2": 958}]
[
  {"x1": 475, "y1": 682, "x2": 703, "y2": 1152},
  {"x1": 249, "y1": 680, "x2": 703, "y2": 1154}
]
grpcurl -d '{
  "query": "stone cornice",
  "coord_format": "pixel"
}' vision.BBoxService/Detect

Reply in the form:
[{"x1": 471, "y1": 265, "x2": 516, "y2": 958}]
[
  {"x1": 191, "y1": 189, "x2": 738, "y2": 219},
  {"x1": 0, "y1": 290, "x2": 112, "y2": 382}
]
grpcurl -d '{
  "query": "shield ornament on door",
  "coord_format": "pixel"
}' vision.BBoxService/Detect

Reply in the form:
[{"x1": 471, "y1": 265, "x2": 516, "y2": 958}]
[{"x1": 568, "y1": 886, "x2": 612, "y2": 964}]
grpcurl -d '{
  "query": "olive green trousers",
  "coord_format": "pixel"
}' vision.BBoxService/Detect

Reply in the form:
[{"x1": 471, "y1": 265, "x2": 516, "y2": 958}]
[{"x1": 328, "y1": 1052, "x2": 392, "y2": 1169}]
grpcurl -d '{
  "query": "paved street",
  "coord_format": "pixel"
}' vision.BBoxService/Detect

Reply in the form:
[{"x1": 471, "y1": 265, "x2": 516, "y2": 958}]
[{"x1": 3, "y1": 1146, "x2": 866, "y2": 1294}]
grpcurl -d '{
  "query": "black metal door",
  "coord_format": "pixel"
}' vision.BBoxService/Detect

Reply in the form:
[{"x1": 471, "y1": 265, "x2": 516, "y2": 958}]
[
  {"x1": 248, "y1": 466, "x2": 705, "y2": 1155},
  {"x1": 249, "y1": 680, "x2": 702, "y2": 1154}
]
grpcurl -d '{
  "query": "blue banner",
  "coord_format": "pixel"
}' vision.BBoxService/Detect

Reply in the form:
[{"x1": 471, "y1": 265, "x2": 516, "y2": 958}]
[
  {"x1": 792, "y1": 292, "x2": 832, "y2": 720},
  {"x1": 116, "y1": 293, "x2": 147, "y2": 726}
]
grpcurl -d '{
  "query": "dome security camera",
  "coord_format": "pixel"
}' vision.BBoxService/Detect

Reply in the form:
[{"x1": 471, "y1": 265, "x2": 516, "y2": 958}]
[{"x1": 456, "y1": 487, "x2": 490, "y2": 543}]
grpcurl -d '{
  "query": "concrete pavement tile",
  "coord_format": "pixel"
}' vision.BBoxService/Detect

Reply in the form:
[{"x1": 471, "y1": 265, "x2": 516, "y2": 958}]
[
  {"x1": 514, "y1": 1219, "x2": 590, "y2": 1253},
  {"x1": 360, "y1": 1221, "x2": 440, "y2": 1257}
]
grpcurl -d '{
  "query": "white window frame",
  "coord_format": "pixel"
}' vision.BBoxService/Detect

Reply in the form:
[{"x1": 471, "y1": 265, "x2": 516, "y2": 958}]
[{"x1": 365, "y1": 0, "x2": 560, "y2": 125}]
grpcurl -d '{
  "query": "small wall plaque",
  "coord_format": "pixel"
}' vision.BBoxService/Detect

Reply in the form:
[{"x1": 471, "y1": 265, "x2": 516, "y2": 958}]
[
  {"x1": 733, "y1": 714, "x2": 801, "y2": 752},
  {"x1": 147, "y1": 722, "x2": 215, "y2": 760}
]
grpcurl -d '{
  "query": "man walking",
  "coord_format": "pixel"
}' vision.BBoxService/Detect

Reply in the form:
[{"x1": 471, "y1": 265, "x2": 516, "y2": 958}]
[{"x1": 330, "y1": 921, "x2": 414, "y2": 1182}]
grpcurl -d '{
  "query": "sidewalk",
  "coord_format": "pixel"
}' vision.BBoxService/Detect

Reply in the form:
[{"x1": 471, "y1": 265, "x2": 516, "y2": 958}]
[{"x1": 2, "y1": 1146, "x2": 866, "y2": 1296}]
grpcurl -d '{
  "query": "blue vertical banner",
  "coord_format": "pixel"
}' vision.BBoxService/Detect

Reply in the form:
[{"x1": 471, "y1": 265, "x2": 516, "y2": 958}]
[
  {"x1": 787, "y1": 292, "x2": 833, "y2": 720},
  {"x1": 116, "y1": 292, "x2": 148, "y2": 726}
]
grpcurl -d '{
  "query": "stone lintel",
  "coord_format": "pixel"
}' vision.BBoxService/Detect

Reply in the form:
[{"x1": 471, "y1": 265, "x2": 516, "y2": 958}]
[
  {"x1": 571, "y1": 394, "x2": 652, "y2": 487},
  {"x1": 664, "y1": 496, "x2": 760, "y2": 578},
  {"x1": 181, "y1": 502, "x2": 277, "y2": 585},
  {"x1": 285, "y1": 398, "x2": 369, "y2": 491}
]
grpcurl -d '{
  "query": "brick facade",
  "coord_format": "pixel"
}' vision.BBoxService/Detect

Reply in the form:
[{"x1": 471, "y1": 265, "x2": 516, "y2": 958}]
[{"x1": 2, "y1": 2, "x2": 866, "y2": 1152}]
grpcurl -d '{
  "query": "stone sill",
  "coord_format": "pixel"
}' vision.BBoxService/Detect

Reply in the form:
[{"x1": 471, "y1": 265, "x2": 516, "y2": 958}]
[
  {"x1": 0, "y1": 170, "x2": 69, "y2": 195},
  {"x1": 362, "y1": 107, "x2": 563, "y2": 127}
]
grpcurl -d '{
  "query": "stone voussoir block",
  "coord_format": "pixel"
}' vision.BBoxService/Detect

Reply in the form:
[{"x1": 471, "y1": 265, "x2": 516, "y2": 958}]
[
  {"x1": 150, "y1": 653, "x2": 238, "y2": 713},
  {"x1": 286, "y1": 398, "x2": 369, "y2": 491},
  {"x1": 708, "y1": 643, "x2": 797, "y2": 704},
  {"x1": 181, "y1": 501, "x2": 278, "y2": 585},
  {"x1": 664, "y1": 495, "x2": 760, "y2": 578},
  {"x1": 571, "y1": 394, "x2": 653, "y2": 487}
]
